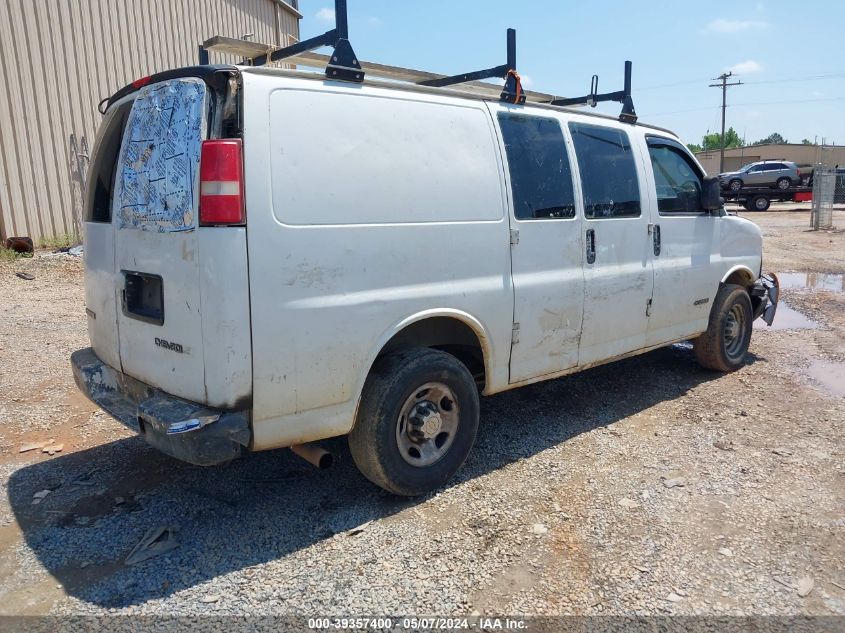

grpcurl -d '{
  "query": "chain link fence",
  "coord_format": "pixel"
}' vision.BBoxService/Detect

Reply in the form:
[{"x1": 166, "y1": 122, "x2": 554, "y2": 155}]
[{"x1": 810, "y1": 165, "x2": 843, "y2": 230}]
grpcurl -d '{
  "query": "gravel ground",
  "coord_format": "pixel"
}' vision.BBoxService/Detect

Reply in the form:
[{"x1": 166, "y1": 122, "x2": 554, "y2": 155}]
[{"x1": 0, "y1": 208, "x2": 844, "y2": 617}]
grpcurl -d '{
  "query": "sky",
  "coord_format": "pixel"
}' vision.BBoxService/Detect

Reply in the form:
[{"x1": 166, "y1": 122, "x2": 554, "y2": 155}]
[{"x1": 298, "y1": 0, "x2": 845, "y2": 146}]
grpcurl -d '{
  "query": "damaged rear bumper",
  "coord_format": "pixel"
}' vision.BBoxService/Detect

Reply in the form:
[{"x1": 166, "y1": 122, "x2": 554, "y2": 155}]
[
  {"x1": 70, "y1": 347, "x2": 251, "y2": 466},
  {"x1": 751, "y1": 273, "x2": 780, "y2": 326}
]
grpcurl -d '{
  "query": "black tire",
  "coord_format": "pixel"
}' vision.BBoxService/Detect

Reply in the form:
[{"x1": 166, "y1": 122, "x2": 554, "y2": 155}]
[
  {"x1": 776, "y1": 177, "x2": 791, "y2": 190},
  {"x1": 348, "y1": 347, "x2": 480, "y2": 496},
  {"x1": 694, "y1": 284, "x2": 753, "y2": 372},
  {"x1": 729, "y1": 179, "x2": 743, "y2": 192},
  {"x1": 750, "y1": 194, "x2": 770, "y2": 211}
]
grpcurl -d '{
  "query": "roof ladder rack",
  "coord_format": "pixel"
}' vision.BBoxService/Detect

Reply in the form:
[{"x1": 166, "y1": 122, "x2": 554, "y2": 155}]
[
  {"x1": 251, "y1": 0, "x2": 364, "y2": 82},
  {"x1": 551, "y1": 61, "x2": 638, "y2": 123},
  {"x1": 417, "y1": 28, "x2": 526, "y2": 104}
]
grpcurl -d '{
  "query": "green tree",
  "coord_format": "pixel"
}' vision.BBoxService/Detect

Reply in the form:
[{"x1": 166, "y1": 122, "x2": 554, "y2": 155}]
[
  {"x1": 801, "y1": 138, "x2": 814, "y2": 145},
  {"x1": 752, "y1": 132, "x2": 787, "y2": 145},
  {"x1": 686, "y1": 142, "x2": 703, "y2": 153},
  {"x1": 701, "y1": 127, "x2": 744, "y2": 151}
]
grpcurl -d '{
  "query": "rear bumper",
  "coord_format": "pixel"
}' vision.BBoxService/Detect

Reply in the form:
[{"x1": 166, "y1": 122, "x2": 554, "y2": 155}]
[{"x1": 71, "y1": 348, "x2": 251, "y2": 465}]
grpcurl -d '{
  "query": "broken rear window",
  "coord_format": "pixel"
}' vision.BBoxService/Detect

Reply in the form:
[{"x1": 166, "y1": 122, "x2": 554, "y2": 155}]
[{"x1": 114, "y1": 79, "x2": 206, "y2": 232}]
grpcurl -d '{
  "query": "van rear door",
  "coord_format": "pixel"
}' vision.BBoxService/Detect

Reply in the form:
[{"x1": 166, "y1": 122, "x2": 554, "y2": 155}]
[
  {"x1": 93, "y1": 73, "x2": 251, "y2": 409},
  {"x1": 84, "y1": 100, "x2": 132, "y2": 372}
]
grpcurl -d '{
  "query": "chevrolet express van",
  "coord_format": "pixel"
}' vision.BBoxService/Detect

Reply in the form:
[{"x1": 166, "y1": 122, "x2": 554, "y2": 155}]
[{"x1": 72, "y1": 63, "x2": 778, "y2": 496}]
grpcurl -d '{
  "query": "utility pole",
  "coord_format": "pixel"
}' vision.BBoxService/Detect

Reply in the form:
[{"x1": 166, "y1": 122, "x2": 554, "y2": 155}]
[{"x1": 709, "y1": 72, "x2": 743, "y2": 173}]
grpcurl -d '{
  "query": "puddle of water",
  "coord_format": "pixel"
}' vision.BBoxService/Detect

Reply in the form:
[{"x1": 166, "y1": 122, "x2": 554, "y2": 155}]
[
  {"x1": 777, "y1": 272, "x2": 845, "y2": 293},
  {"x1": 805, "y1": 361, "x2": 845, "y2": 398},
  {"x1": 754, "y1": 301, "x2": 818, "y2": 331}
]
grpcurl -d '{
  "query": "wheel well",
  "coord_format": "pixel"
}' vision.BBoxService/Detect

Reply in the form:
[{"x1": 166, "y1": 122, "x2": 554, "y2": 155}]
[
  {"x1": 723, "y1": 268, "x2": 755, "y2": 288},
  {"x1": 379, "y1": 317, "x2": 486, "y2": 388},
  {"x1": 721, "y1": 269, "x2": 759, "y2": 313}
]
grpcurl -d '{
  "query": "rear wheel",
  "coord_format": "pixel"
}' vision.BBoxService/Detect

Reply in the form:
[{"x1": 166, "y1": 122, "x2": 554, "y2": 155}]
[
  {"x1": 694, "y1": 284, "x2": 753, "y2": 372},
  {"x1": 750, "y1": 194, "x2": 771, "y2": 211},
  {"x1": 729, "y1": 179, "x2": 743, "y2": 192},
  {"x1": 776, "y1": 177, "x2": 791, "y2": 190},
  {"x1": 349, "y1": 347, "x2": 480, "y2": 496}
]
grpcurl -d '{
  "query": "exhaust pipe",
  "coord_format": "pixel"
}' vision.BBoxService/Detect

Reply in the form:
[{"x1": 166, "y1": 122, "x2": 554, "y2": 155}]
[{"x1": 290, "y1": 443, "x2": 334, "y2": 469}]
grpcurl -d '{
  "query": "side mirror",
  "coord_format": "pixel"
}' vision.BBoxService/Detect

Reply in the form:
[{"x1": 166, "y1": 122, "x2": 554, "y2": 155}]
[{"x1": 701, "y1": 176, "x2": 723, "y2": 211}]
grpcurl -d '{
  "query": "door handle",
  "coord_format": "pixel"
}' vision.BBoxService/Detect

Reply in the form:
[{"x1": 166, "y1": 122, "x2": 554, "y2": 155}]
[
  {"x1": 652, "y1": 224, "x2": 661, "y2": 256},
  {"x1": 586, "y1": 228, "x2": 596, "y2": 264}
]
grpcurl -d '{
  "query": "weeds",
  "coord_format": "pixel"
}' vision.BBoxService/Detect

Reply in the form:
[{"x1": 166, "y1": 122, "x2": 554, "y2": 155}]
[
  {"x1": 39, "y1": 232, "x2": 80, "y2": 249},
  {"x1": 0, "y1": 247, "x2": 22, "y2": 261}
]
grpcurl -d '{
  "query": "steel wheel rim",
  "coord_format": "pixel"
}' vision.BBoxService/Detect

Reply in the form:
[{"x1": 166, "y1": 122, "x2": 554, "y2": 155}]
[
  {"x1": 755, "y1": 198, "x2": 768, "y2": 210},
  {"x1": 396, "y1": 382, "x2": 459, "y2": 467},
  {"x1": 723, "y1": 304, "x2": 748, "y2": 360},
  {"x1": 730, "y1": 180, "x2": 742, "y2": 192},
  {"x1": 777, "y1": 179, "x2": 789, "y2": 190}
]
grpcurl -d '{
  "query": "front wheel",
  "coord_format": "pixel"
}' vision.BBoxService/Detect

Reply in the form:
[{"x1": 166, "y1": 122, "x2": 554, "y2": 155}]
[
  {"x1": 729, "y1": 179, "x2": 743, "y2": 192},
  {"x1": 349, "y1": 347, "x2": 480, "y2": 496},
  {"x1": 694, "y1": 284, "x2": 753, "y2": 372}
]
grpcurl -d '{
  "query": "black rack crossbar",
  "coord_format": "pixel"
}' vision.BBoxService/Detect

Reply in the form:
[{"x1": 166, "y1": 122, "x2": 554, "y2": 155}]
[
  {"x1": 207, "y1": 7, "x2": 638, "y2": 117},
  {"x1": 418, "y1": 29, "x2": 525, "y2": 104},
  {"x1": 251, "y1": 0, "x2": 364, "y2": 82},
  {"x1": 551, "y1": 61, "x2": 637, "y2": 123}
]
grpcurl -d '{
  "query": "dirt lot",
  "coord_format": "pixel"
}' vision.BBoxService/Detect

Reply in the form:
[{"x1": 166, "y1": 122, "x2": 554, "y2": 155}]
[{"x1": 1, "y1": 207, "x2": 843, "y2": 618}]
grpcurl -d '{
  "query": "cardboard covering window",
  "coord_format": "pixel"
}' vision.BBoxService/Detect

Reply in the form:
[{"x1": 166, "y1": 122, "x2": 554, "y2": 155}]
[{"x1": 115, "y1": 79, "x2": 206, "y2": 232}]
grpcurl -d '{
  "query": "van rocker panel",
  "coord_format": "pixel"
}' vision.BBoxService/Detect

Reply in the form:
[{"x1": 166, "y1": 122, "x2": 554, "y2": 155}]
[{"x1": 71, "y1": 348, "x2": 250, "y2": 466}]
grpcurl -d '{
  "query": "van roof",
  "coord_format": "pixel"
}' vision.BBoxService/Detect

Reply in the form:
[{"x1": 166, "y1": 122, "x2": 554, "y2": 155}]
[{"x1": 241, "y1": 65, "x2": 679, "y2": 138}]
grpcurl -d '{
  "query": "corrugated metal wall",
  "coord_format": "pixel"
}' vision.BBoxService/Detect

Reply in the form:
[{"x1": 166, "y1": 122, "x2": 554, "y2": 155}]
[{"x1": 0, "y1": 0, "x2": 300, "y2": 243}]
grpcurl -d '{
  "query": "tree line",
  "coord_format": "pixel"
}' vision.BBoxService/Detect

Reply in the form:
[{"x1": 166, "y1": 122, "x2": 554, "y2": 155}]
[{"x1": 686, "y1": 129, "x2": 816, "y2": 153}]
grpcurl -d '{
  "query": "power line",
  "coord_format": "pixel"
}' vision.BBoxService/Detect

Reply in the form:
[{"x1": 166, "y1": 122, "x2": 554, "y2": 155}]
[
  {"x1": 638, "y1": 70, "x2": 845, "y2": 91},
  {"x1": 732, "y1": 96, "x2": 845, "y2": 106},
  {"x1": 743, "y1": 71, "x2": 845, "y2": 85},
  {"x1": 638, "y1": 78, "x2": 706, "y2": 91},
  {"x1": 709, "y1": 72, "x2": 743, "y2": 172},
  {"x1": 643, "y1": 95, "x2": 845, "y2": 116}
]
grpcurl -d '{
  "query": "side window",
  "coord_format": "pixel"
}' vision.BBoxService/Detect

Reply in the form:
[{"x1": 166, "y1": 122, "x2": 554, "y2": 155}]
[
  {"x1": 568, "y1": 122, "x2": 641, "y2": 218},
  {"x1": 647, "y1": 143, "x2": 704, "y2": 214},
  {"x1": 497, "y1": 113, "x2": 576, "y2": 219},
  {"x1": 748, "y1": 164, "x2": 763, "y2": 172}
]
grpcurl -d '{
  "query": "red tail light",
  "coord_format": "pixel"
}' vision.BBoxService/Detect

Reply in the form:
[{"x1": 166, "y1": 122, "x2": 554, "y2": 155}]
[
  {"x1": 199, "y1": 140, "x2": 245, "y2": 225},
  {"x1": 131, "y1": 75, "x2": 152, "y2": 89}
]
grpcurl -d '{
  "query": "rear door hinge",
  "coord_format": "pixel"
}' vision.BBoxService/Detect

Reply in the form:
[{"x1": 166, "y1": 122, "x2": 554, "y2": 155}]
[
  {"x1": 646, "y1": 298, "x2": 653, "y2": 317},
  {"x1": 511, "y1": 322, "x2": 520, "y2": 344},
  {"x1": 510, "y1": 228, "x2": 520, "y2": 245}
]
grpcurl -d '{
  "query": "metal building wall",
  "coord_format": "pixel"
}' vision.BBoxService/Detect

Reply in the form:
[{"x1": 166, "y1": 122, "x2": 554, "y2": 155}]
[
  {"x1": 0, "y1": 0, "x2": 300, "y2": 243},
  {"x1": 695, "y1": 144, "x2": 845, "y2": 176}
]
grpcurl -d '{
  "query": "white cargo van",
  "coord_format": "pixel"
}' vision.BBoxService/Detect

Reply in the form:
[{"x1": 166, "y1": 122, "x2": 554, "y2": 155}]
[{"x1": 72, "y1": 44, "x2": 779, "y2": 495}]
